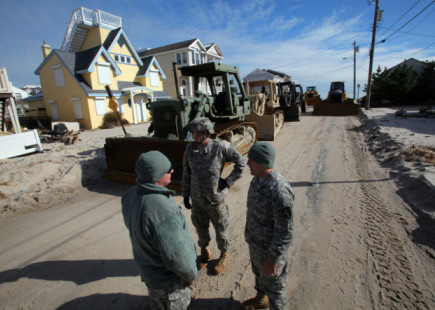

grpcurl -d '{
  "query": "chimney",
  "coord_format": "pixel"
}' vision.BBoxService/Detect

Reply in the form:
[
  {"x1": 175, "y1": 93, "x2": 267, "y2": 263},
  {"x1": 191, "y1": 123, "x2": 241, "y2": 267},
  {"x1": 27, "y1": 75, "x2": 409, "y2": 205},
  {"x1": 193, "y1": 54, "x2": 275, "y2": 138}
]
[{"x1": 41, "y1": 41, "x2": 51, "y2": 59}]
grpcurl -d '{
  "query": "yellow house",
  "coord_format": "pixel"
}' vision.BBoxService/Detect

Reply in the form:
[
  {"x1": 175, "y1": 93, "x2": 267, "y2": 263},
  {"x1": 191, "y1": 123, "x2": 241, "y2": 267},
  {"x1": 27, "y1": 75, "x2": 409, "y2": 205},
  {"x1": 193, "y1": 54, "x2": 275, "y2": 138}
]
[{"x1": 34, "y1": 7, "x2": 168, "y2": 130}]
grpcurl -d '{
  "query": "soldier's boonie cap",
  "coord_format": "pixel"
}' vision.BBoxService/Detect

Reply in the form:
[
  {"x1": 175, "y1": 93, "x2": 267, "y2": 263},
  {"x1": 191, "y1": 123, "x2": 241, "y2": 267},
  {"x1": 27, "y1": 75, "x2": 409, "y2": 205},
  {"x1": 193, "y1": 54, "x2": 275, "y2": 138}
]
[{"x1": 248, "y1": 142, "x2": 276, "y2": 168}]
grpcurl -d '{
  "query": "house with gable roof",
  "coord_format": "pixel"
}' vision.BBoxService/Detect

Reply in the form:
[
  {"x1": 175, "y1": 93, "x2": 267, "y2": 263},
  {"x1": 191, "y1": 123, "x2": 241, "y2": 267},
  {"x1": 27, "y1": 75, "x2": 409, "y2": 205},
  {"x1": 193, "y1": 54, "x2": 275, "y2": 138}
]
[
  {"x1": 137, "y1": 38, "x2": 224, "y2": 98},
  {"x1": 35, "y1": 7, "x2": 168, "y2": 130}
]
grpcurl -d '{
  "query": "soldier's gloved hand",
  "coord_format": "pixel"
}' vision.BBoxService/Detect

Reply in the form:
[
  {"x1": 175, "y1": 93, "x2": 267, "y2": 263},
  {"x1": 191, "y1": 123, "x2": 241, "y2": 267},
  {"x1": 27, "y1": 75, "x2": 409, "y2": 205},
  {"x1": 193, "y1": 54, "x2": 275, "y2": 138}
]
[
  {"x1": 185, "y1": 281, "x2": 193, "y2": 288},
  {"x1": 218, "y1": 178, "x2": 229, "y2": 191},
  {"x1": 183, "y1": 196, "x2": 192, "y2": 209}
]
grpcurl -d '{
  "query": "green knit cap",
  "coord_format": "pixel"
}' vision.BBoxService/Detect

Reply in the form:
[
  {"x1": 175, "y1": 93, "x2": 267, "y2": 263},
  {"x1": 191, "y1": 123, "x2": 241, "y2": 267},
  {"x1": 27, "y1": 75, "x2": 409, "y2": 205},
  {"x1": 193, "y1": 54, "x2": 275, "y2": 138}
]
[
  {"x1": 135, "y1": 151, "x2": 171, "y2": 185},
  {"x1": 248, "y1": 142, "x2": 276, "y2": 168}
]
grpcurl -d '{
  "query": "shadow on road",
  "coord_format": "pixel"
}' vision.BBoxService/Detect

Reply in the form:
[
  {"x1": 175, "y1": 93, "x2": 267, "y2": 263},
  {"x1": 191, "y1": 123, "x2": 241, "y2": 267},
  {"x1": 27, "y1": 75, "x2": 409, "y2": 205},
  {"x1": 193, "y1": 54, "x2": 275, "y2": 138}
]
[
  {"x1": 56, "y1": 295, "x2": 241, "y2": 310},
  {"x1": 0, "y1": 259, "x2": 138, "y2": 285},
  {"x1": 290, "y1": 178, "x2": 392, "y2": 187}
]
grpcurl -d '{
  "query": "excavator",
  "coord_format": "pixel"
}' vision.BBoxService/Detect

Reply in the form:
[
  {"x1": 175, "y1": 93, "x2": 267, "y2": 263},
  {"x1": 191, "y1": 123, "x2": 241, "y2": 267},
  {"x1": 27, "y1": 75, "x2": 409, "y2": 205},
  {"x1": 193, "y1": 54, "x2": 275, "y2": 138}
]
[
  {"x1": 104, "y1": 62, "x2": 258, "y2": 191},
  {"x1": 312, "y1": 81, "x2": 359, "y2": 116},
  {"x1": 244, "y1": 79, "x2": 285, "y2": 140}
]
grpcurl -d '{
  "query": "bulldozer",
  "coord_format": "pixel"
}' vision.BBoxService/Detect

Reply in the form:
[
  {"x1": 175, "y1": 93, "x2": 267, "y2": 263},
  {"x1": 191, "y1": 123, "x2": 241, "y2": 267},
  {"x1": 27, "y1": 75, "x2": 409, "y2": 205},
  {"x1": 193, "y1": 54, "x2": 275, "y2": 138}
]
[
  {"x1": 244, "y1": 79, "x2": 285, "y2": 140},
  {"x1": 304, "y1": 86, "x2": 322, "y2": 106},
  {"x1": 276, "y1": 81, "x2": 300, "y2": 122},
  {"x1": 104, "y1": 62, "x2": 258, "y2": 191},
  {"x1": 312, "y1": 81, "x2": 359, "y2": 116}
]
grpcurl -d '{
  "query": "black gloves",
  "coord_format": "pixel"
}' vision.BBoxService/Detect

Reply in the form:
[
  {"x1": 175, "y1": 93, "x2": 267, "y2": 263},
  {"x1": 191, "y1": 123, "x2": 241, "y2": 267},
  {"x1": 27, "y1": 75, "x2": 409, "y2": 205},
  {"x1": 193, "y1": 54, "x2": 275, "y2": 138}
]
[
  {"x1": 183, "y1": 196, "x2": 192, "y2": 209},
  {"x1": 218, "y1": 178, "x2": 229, "y2": 191}
]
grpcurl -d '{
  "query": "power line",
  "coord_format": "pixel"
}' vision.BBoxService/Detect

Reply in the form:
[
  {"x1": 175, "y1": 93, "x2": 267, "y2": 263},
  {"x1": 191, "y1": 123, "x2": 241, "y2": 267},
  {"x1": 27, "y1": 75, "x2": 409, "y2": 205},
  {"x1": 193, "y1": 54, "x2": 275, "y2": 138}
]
[
  {"x1": 408, "y1": 39, "x2": 435, "y2": 57},
  {"x1": 379, "y1": 0, "x2": 423, "y2": 37},
  {"x1": 380, "y1": 0, "x2": 435, "y2": 42},
  {"x1": 378, "y1": 25, "x2": 435, "y2": 38}
]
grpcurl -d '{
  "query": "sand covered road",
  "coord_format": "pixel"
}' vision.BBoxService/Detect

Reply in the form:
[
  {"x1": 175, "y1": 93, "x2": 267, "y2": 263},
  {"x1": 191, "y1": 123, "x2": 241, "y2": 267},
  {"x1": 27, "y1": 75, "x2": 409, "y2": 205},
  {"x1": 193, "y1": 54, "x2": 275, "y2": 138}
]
[{"x1": 1, "y1": 109, "x2": 435, "y2": 309}]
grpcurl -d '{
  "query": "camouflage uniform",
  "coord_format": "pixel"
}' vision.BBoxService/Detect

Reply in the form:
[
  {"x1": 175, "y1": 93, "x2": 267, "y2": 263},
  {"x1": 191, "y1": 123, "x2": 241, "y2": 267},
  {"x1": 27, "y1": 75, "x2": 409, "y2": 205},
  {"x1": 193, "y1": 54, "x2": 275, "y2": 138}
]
[
  {"x1": 182, "y1": 138, "x2": 246, "y2": 252},
  {"x1": 148, "y1": 278, "x2": 191, "y2": 310},
  {"x1": 245, "y1": 169, "x2": 294, "y2": 310}
]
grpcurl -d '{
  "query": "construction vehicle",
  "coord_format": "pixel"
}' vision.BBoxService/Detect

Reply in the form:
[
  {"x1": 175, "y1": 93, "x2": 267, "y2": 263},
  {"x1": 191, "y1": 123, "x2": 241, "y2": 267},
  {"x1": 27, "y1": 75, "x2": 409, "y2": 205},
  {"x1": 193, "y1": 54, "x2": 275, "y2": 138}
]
[
  {"x1": 304, "y1": 86, "x2": 322, "y2": 106},
  {"x1": 313, "y1": 81, "x2": 359, "y2": 116},
  {"x1": 276, "y1": 81, "x2": 300, "y2": 121},
  {"x1": 244, "y1": 79, "x2": 285, "y2": 140},
  {"x1": 295, "y1": 84, "x2": 306, "y2": 113},
  {"x1": 104, "y1": 62, "x2": 258, "y2": 190}
]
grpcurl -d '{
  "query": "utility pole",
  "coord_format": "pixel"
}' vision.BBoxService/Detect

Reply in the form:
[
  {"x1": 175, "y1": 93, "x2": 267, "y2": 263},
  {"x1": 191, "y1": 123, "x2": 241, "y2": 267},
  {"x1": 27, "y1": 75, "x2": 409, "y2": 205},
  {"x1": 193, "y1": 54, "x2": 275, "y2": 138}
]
[
  {"x1": 365, "y1": 0, "x2": 380, "y2": 110},
  {"x1": 353, "y1": 41, "x2": 358, "y2": 101}
]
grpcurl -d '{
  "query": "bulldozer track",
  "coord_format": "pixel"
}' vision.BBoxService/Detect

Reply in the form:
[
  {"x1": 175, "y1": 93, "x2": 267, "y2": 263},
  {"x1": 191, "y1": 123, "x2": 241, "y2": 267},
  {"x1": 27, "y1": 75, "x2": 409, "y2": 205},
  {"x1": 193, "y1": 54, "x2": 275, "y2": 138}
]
[
  {"x1": 214, "y1": 121, "x2": 258, "y2": 155},
  {"x1": 347, "y1": 117, "x2": 432, "y2": 309}
]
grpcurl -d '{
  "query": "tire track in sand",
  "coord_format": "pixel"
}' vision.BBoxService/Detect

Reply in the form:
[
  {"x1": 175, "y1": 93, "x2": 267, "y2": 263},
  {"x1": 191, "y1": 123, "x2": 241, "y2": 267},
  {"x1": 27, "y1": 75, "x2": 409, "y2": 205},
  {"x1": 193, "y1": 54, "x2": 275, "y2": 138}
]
[{"x1": 348, "y1": 118, "x2": 431, "y2": 310}]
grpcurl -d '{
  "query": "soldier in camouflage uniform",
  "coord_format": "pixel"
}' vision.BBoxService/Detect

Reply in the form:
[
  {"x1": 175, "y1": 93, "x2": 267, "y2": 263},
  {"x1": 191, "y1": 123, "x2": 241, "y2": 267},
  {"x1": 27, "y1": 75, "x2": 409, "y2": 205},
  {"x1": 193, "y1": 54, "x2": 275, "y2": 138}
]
[
  {"x1": 241, "y1": 142, "x2": 294, "y2": 310},
  {"x1": 122, "y1": 151, "x2": 197, "y2": 310},
  {"x1": 182, "y1": 117, "x2": 246, "y2": 275}
]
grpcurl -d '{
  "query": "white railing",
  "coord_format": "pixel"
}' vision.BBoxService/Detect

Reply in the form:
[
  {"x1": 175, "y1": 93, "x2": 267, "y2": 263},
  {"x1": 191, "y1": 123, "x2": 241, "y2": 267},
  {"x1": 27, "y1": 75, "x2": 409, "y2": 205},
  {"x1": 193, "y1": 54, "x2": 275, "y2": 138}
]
[{"x1": 61, "y1": 7, "x2": 122, "y2": 51}]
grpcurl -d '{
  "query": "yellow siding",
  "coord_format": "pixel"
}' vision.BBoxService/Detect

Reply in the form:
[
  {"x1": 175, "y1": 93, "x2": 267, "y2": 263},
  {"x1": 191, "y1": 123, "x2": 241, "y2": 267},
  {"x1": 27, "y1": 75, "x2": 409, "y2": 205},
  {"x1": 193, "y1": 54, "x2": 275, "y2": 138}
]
[
  {"x1": 26, "y1": 100, "x2": 47, "y2": 117},
  {"x1": 39, "y1": 55, "x2": 91, "y2": 129},
  {"x1": 81, "y1": 27, "x2": 112, "y2": 51}
]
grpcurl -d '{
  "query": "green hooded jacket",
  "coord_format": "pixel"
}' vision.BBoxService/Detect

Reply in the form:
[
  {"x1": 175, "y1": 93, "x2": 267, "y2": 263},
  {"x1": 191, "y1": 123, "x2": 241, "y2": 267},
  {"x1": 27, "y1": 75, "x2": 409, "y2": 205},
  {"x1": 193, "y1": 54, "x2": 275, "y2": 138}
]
[{"x1": 122, "y1": 182, "x2": 198, "y2": 289}]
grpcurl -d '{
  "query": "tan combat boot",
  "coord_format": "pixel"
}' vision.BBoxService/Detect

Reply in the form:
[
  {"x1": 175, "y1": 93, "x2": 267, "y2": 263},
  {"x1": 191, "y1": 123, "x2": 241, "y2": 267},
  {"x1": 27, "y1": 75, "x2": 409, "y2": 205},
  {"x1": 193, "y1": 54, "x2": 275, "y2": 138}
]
[
  {"x1": 213, "y1": 250, "x2": 228, "y2": 275},
  {"x1": 197, "y1": 247, "x2": 212, "y2": 269},
  {"x1": 241, "y1": 292, "x2": 269, "y2": 310}
]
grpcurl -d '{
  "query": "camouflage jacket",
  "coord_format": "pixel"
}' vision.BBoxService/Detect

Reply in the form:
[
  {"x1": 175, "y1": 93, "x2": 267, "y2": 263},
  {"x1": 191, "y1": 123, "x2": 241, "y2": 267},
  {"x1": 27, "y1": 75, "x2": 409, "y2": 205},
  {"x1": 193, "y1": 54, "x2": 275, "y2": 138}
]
[
  {"x1": 182, "y1": 139, "x2": 246, "y2": 203},
  {"x1": 245, "y1": 169, "x2": 294, "y2": 264}
]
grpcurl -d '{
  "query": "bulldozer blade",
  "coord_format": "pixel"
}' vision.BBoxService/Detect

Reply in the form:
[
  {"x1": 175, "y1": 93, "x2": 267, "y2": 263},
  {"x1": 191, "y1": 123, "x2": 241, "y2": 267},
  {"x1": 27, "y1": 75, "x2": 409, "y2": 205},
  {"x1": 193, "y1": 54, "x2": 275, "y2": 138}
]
[
  {"x1": 312, "y1": 101, "x2": 360, "y2": 116},
  {"x1": 104, "y1": 137, "x2": 189, "y2": 192},
  {"x1": 245, "y1": 111, "x2": 284, "y2": 141}
]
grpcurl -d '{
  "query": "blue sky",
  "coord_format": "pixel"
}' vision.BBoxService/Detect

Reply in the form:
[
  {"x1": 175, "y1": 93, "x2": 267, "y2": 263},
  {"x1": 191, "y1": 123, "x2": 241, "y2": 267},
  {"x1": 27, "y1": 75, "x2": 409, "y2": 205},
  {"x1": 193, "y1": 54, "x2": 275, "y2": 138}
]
[{"x1": 1, "y1": 0, "x2": 434, "y2": 98}]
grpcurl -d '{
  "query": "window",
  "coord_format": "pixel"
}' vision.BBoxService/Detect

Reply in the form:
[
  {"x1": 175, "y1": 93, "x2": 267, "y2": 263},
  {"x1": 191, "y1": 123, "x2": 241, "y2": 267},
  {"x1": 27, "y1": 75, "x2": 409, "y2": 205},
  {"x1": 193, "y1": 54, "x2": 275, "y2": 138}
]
[
  {"x1": 97, "y1": 62, "x2": 111, "y2": 85},
  {"x1": 121, "y1": 56, "x2": 125, "y2": 62},
  {"x1": 71, "y1": 97, "x2": 83, "y2": 119},
  {"x1": 176, "y1": 53, "x2": 182, "y2": 65},
  {"x1": 52, "y1": 65, "x2": 65, "y2": 87},
  {"x1": 127, "y1": 57, "x2": 131, "y2": 63},
  {"x1": 195, "y1": 52, "x2": 200, "y2": 65},
  {"x1": 182, "y1": 52, "x2": 187, "y2": 64},
  {"x1": 150, "y1": 71, "x2": 159, "y2": 87},
  {"x1": 49, "y1": 101, "x2": 59, "y2": 120},
  {"x1": 114, "y1": 55, "x2": 119, "y2": 61},
  {"x1": 95, "y1": 98, "x2": 107, "y2": 115},
  {"x1": 118, "y1": 36, "x2": 125, "y2": 48}
]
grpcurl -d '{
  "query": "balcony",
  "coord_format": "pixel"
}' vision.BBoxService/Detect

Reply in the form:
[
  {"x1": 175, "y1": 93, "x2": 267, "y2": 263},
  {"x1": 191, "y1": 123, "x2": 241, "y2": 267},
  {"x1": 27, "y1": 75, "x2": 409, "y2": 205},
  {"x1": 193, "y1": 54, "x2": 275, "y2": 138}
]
[{"x1": 61, "y1": 7, "x2": 122, "y2": 52}]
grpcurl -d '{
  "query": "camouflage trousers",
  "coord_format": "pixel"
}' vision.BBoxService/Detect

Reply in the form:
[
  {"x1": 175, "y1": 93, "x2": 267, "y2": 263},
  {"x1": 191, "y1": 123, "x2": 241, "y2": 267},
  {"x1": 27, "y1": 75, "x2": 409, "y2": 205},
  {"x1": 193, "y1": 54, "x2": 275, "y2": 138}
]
[
  {"x1": 248, "y1": 243, "x2": 289, "y2": 310},
  {"x1": 191, "y1": 197, "x2": 229, "y2": 252},
  {"x1": 148, "y1": 279, "x2": 191, "y2": 310}
]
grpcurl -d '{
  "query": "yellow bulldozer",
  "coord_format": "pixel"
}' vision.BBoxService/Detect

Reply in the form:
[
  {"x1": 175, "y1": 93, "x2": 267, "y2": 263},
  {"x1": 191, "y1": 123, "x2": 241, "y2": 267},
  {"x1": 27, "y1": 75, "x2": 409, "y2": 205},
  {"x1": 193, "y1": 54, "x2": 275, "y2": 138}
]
[
  {"x1": 244, "y1": 79, "x2": 285, "y2": 141},
  {"x1": 312, "y1": 81, "x2": 359, "y2": 116},
  {"x1": 305, "y1": 86, "x2": 322, "y2": 106}
]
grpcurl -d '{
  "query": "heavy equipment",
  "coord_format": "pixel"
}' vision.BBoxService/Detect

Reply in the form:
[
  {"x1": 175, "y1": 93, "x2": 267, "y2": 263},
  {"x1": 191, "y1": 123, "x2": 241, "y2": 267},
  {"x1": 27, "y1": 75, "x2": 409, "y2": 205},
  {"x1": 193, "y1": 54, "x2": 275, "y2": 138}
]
[
  {"x1": 244, "y1": 79, "x2": 284, "y2": 140},
  {"x1": 304, "y1": 86, "x2": 322, "y2": 106},
  {"x1": 276, "y1": 81, "x2": 300, "y2": 121},
  {"x1": 104, "y1": 62, "x2": 258, "y2": 190},
  {"x1": 295, "y1": 84, "x2": 307, "y2": 113},
  {"x1": 313, "y1": 81, "x2": 359, "y2": 116}
]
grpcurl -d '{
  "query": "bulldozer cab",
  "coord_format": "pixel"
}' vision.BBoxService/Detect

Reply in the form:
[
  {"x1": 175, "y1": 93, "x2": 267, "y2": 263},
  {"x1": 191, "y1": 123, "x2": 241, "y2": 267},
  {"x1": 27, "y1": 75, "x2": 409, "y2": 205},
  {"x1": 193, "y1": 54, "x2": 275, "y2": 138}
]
[
  {"x1": 147, "y1": 62, "x2": 252, "y2": 141},
  {"x1": 180, "y1": 62, "x2": 251, "y2": 118}
]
